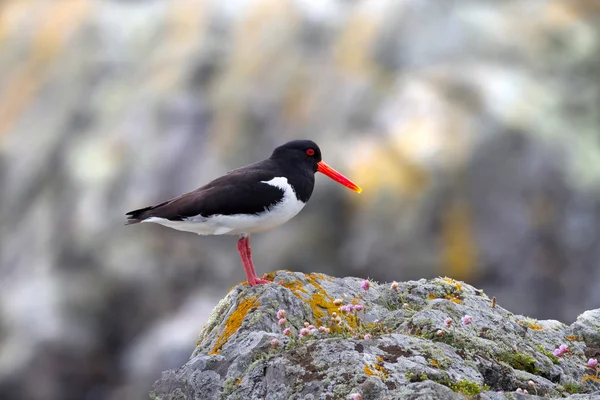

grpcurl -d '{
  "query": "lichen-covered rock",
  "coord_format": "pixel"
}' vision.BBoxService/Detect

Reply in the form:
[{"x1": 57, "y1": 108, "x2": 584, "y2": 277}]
[{"x1": 151, "y1": 272, "x2": 600, "y2": 399}]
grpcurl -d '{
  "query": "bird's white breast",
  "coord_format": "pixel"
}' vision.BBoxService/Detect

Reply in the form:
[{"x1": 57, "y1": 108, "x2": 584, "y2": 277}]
[{"x1": 143, "y1": 177, "x2": 306, "y2": 235}]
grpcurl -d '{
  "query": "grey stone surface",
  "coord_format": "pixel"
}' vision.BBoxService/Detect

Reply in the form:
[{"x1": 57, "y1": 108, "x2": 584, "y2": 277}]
[{"x1": 152, "y1": 272, "x2": 600, "y2": 399}]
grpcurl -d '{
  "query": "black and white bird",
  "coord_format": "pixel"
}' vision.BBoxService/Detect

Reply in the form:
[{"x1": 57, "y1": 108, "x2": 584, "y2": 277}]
[{"x1": 125, "y1": 140, "x2": 361, "y2": 286}]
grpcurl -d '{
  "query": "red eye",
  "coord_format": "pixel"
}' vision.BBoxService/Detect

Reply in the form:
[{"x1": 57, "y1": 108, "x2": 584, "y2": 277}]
[{"x1": 306, "y1": 148, "x2": 315, "y2": 156}]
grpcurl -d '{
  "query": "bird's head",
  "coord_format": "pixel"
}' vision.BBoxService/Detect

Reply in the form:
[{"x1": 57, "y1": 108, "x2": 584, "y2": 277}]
[{"x1": 271, "y1": 140, "x2": 362, "y2": 193}]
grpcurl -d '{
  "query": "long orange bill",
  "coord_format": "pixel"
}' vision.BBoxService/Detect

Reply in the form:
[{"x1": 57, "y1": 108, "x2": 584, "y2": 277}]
[{"x1": 317, "y1": 161, "x2": 362, "y2": 193}]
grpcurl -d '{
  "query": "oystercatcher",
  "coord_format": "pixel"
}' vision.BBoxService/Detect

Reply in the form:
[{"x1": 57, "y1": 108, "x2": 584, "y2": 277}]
[{"x1": 125, "y1": 140, "x2": 361, "y2": 286}]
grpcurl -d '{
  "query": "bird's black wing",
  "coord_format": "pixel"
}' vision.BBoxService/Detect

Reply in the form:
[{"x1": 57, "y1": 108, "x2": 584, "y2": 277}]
[{"x1": 125, "y1": 161, "x2": 284, "y2": 224}]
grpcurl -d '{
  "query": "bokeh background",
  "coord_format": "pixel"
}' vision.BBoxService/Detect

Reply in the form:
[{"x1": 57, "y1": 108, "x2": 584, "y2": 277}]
[{"x1": 1, "y1": 0, "x2": 600, "y2": 399}]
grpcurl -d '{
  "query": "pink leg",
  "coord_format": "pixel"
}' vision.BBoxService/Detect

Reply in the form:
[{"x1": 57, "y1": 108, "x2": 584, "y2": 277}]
[
  {"x1": 244, "y1": 236, "x2": 269, "y2": 285},
  {"x1": 237, "y1": 236, "x2": 269, "y2": 286}
]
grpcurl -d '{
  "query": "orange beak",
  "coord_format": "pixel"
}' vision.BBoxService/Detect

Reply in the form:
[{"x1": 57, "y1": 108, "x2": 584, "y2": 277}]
[{"x1": 317, "y1": 161, "x2": 362, "y2": 193}]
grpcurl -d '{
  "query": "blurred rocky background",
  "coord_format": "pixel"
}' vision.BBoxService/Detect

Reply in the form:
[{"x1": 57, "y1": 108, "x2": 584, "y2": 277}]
[{"x1": 0, "y1": 0, "x2": 599, "y2": 399}]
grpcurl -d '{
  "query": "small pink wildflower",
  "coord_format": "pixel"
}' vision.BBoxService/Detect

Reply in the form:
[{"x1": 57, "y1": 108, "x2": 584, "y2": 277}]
[
  {"x1": 299, "y1": 328, "x2": 309, "y2": 337},
  {"x1": 391, "y1": 281, "x2": 399, "y2": 290},
  {"x1": 528, "y1": 380, "x2": 535, "y2": 387},
  {"x1": 444, "y1": 318, "x2": 452, "y2": 328},
  {"x1": 559, "y1": 344, "x2": 569, "y2": 352},
  {"x1": 278, "y1": 318, "x2": 287, "y2": 327},
  {"x1": 271, "y1": 338, "x2": 280, "y2": 347},
  {"x1": 515, "y1": 388, "x2": 523, "y2": 393},
  {"x1": 304, "y1": 322, "x2": 310, "y2": 328},
  {"x1": 461, "y1": 315, "x2": 472, "y2": 326},
  {"x1": 353, "y1": 304, "x2": 364, "y2": 312},
  {"x1": 435, "y1": 329, "x2": 444, "y2": 337},
  {"x1": 308, "y1": 325, "x2": 315, "y2": 330},
  {"x1": 364, "y1": 334, "x2": 372, "y2": 340},
  {"x1": 349, "y1": 394, "x2": 363, "y2": 400},
  {"x1": 553, "y1": 348, "x2": 561, "y2": 357},
  {"x1": 340, "y1": 305, "x2": 353, "y2": 313},
  {"x1": 554, "y1": 344, "x2": 569, "y2": 357},
  {"x1": 361, "y1": 280, "x2": 370, "y2": 291},
  {"x1": 283, "y1": 328, "x2": 291, "y2": 336},
  {"x1": 587, "y1": 358, "x2": 598, "y2": 369},
  {"x1": 523, "y1": 389, "x2": 528, "y2": 394},
  {"x1": 276, "y1": 309, "x2": 286, "y2": 319}
]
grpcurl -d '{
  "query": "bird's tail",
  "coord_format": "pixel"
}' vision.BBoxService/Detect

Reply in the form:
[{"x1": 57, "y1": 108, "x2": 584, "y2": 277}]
[{"x1": 125, "y1": 205, "x2": 153, "y2": 225}]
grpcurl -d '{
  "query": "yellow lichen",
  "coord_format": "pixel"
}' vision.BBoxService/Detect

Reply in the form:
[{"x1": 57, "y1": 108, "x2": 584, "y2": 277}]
[
  {"x1": 583, "y1": 374, "x2": 600, "y2": 383},
  {"x1": 428, "y1": 294, "x2": 437, "y2": 300},
  {"x1": 235, "y1": 378, "x2": 242, "y2": 386},
  {"x1": 209, "y1": 296, "x2": 260, "y2": 354},
  {"x1": 446, "y1": 295, "x2": 463, "y2": 304},
  {"x1": 517, "y1": 320, "x2": 544, "y2": 330},
  {"x1": 566, "y1": 335, "x2": 584, "y2": 341},
  {"x1": 305, "y1": 275, "x2": 342, "y2": 323},
  {"x1": 430, "y1": 359, "x2": 440, "y2": 368},
  {"x1": 281, "y1": 279, "x2": 308, "y2": 294},
  {"x1": 364, "y1": 359, "x2": 389, "y2": 380}
]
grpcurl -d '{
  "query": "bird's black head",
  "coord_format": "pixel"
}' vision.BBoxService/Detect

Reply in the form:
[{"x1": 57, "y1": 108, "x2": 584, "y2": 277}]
[{"x1": 270, "y1": 140, "x2": 322, "y2": 173}]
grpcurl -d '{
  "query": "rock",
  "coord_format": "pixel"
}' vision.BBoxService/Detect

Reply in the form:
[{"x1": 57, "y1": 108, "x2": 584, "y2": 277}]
[{"x1": 151, "y1": 271, "x2": 600, "y2": 399}]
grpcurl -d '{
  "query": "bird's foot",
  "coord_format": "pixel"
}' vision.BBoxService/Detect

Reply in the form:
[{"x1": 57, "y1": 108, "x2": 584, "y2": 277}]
[{"x1": 253, "y1": 278, "x2": 271, "y2": 285}]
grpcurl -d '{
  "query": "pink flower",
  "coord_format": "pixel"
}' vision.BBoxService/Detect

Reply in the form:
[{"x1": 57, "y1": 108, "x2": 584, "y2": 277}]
[
  {"x1": 353, "y1": 304, "x2": 364, "y2": 312},
  {"x1": 349, "y1": 394, "x2": 363, "y2": 400},
  {"x1": 283, "y1": 328, "x2": 291, "y2": 336},
  {"x1": 299, "y1": 328, "x2": 309, "y2": 337},
  {"x1": 361, "y1": 280, "x2": 370, "y2": 291},
  {"x1": 308, "y1": 325, "x2": 315, "y2": 330},
  {"x1": 391, "y1": 281, "x2": 399, "y2": 290},
  {"x1": 444, "y1": 318, "x2": 452, "y2": 328},
  {"x1": 553, "y1": 348, "x2": 562, "y2": 357},
  {"x1": 271, "y1": 338, "x2": 280, "y2": 347},
  {"x1": 553, "y1": 344, "x2": 569, "y2": 357},
  {"x1": 278, "y1": 318, "x2": 287, "y2": 326},
  {"x1": 516, "y1": 388, "x2": 523, "y2": 393},
  {"x1": 528, "y1": 380, "x2": 535, "y2": 387},
  {"x1": 461, "y1": 315, "x2": 472, "y2": 326},
  {"x1": 276, "y1": 309, "x2": 286, "y2": 319},
  {"x1": 364, "y1": 333, "x2": 372, "y2": 340},
  {"x1": 341, "y1": 305, "x2": 353, "y2": 313},
  {"x1": 559, "y1": 344, "x2": 569, "y2": 352},
  {"x1": 588, "y1": 358, "x2": 598, "y2": 369},
  {"x1": 435, "y1": 329, "x2": 444, "y2": 337},
  {"x1": 523, "y1": 389, "x2": 528, "y2": 394}
]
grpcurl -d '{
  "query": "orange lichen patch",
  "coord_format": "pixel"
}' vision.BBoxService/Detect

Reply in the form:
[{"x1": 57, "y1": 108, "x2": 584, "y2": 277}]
[
  {"x1": 566, "y1": 335, "x2": 584, "y2": 341},
  {"x1": 310, "y1": 273, "x2": 334, "y2": 282},
  {"x1": 583, "y1": 374, "x2": 600, "y2": 383},
  {"x1": 430, "y1": 359, "x2": 440, "y2": 368},
  {"x1": 517, "y1": 321, "x2": 543, "y2": 330},
  {"x1": 428, "y1": 294, "x2": 438, "y2": 300},
  {"x1": 447, "y1": 296, "x2": 463, "y2": 305},
  {"x1": 443, "y1": 278, "x2": 463, "y2": 292},
  {"x1": 235, "y1": 378, "x2": 242, "y2": 386},
  {"x1": 364, "y1": 359, "x2": 389, "y2": 380},
  {"x1": 281, "y1": 279, "x2": 309, "y2": 295},
  {"x1": 209, "y1": 296, "x2": 260, "y2": 354},
  {"x1": 305, "y1": 275, "x2": 342, "y2": 323}
]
